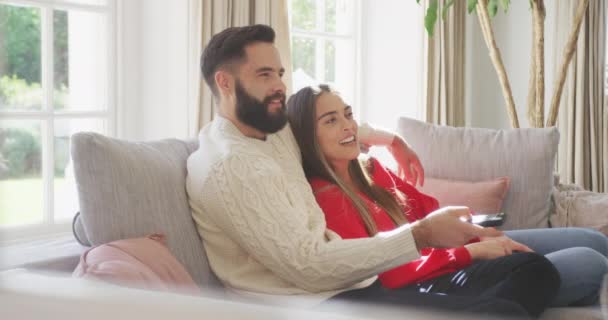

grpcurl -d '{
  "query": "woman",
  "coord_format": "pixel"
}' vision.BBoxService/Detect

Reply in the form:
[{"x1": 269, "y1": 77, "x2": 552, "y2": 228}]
[{"x1": 286, "y1": 85, "x2": 608, "y2": 313}]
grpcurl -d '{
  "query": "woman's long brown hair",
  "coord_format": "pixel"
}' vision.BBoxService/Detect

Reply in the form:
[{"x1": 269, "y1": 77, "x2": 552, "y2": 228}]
[{"x1": 286, "y1": 85, "x2": 408, "y2": 235}]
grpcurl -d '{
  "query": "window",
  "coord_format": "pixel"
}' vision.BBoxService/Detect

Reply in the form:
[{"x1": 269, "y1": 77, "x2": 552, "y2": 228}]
[
  {"x1": 288, "y1": 0, "x2": 358, "y2": 106},
  {"x1": 0, "y1": 0, "x2": 116, "y2": 242}
]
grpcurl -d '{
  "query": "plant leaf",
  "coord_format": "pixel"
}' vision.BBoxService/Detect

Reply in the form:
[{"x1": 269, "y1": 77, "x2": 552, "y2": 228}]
[
  {"x1": 416, "y1": 0, "x2": 421, "y2": 4},
  {"x1": 425, "y1": 0, "x2": 439, "y2": 36},
  {"x1": 467, "y1": 0, "x2": 478, "y2": 14},
  {"x1": 442, "y1": 0, "x2": 455, "y2": 20},
  {"x1": 488, "y1": 0, "x2": 499, "y2": 17},
  {"x1": 500, "y1": 0, "x2": 510, "y2": 13}
]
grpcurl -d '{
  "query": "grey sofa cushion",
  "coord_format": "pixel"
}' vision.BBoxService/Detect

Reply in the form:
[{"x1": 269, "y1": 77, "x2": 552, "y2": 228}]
[
  {"x1": 397, "y1": 117, "x2": 560, "y2": 230},
  {"x1": 71, "y1": 132, "x2": 215, "y2": 287}
]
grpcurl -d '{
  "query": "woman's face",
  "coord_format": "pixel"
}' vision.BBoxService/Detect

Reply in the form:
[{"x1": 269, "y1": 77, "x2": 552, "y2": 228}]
[{"x1": 315, "y1": 92, "x2": 360, "y2": 166}]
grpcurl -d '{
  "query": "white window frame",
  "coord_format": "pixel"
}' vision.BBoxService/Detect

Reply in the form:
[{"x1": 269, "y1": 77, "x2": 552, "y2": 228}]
[
  {"x1": 0, "y1": 0, "x2": 117, "y2": 244},
  {"x1": 288, "y1": 0, "x2": 361, "y2": 113}
]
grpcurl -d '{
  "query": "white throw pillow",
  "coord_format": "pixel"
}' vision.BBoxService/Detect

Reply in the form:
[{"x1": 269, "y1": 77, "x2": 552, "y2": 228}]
[{"x1": 397, "y1": 117, "x2": 559, "y2": 230}]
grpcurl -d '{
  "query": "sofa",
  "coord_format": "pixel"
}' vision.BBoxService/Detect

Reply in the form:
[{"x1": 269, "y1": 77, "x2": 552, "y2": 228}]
[{"x1": 4, "y1": 117, "x2": 603, "y2": 320}]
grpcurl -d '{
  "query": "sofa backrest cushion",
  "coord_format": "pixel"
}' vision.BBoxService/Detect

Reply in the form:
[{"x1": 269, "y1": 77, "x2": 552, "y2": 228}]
[
  {"x1": 419, "y1": 176, "x2": 511, "y2": 214},
  {"x1": 397, "y1": 117, "x2": 559, "y2": 230},
  {"x1": 70, "y1": 132, "x2": 215, "y2": 287}
]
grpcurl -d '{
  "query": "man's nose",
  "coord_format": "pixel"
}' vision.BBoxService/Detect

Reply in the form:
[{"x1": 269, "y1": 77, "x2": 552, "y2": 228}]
[{"x1": 272, "y1": 78, "x2": 287, "y2": 95}]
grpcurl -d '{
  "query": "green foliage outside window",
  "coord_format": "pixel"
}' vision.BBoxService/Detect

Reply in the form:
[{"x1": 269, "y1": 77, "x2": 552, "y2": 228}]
[
  {"x1": 0, "y1": 5, "x2": 68, "y2": 109},
  {"x1": 0, "y1": 5, "x2": 69, "y2": 179}
]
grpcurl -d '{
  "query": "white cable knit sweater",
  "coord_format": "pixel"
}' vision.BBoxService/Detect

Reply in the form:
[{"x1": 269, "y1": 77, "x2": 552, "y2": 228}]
[{"x1": 186, "y1": 116, "x2": 420, "y2": 305}]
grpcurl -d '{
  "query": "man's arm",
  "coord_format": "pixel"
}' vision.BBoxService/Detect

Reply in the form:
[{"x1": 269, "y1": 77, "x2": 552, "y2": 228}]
[
  {"x1": 199, "y1": 154, "x2": 421, "y2": 293},
  {"x1": 358, "y1": 124, "x2": 425, "y2": 187}
]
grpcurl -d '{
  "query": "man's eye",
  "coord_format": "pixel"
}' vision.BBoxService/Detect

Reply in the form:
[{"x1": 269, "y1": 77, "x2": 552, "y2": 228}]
[{"x1": 346, "y1": 112, "x2": 353, "y2": 118}]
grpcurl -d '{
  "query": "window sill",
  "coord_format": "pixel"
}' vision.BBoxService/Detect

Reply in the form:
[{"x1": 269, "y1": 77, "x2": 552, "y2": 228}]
[
  {"x1": 1, "y1": 222, "x2": 73, "y2": 246},
  {"x1": 0, "y1": 233, "x2": 87, "y2": 273}
]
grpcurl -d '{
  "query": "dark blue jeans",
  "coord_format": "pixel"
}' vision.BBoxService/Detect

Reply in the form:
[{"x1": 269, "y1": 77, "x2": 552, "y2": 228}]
[
  {"x1": 506, "y1": 227, "x2": 608, "y2": 306},
  {"x1": 327, "y1": 252, "x2": 559, "y2": 319}
]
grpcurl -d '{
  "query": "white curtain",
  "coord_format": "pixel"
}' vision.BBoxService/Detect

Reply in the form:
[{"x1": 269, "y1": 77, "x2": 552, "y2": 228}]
[
  {"x1": 188, "y1": 0, "x2": 292, "y2": 136},
  {"x1": 422, "y1": 0, "x2": 466, "y2": 127},
  {"x1": 554, "y1": 0, "x2": 606, "y2": 192}
]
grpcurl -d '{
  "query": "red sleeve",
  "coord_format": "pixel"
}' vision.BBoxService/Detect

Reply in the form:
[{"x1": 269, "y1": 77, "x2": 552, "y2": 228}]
[
  {"x1": 369, "y1": 158, "x2": 440, "y2": 221},
  {"x1": 366, "y1": 159, "x2": 473, "y2": 288},
  {"x1": 312, "y1": 164, "x2": 474, "y2": 289},
  {"x1": 314, "y1": 185, "x2": 473, "y2": 289},
  {"x1": 378, "y1": 246, "x2": 472, "y2": 289}
]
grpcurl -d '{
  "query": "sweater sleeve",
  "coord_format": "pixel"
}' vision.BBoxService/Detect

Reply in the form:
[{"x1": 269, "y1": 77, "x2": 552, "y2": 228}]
[
  {"x1": 198, "y1": 154, "x2": 421, "y2": 293},
  {"x1": 358, "y1": 123, "x2": 395, "y2": 146}
]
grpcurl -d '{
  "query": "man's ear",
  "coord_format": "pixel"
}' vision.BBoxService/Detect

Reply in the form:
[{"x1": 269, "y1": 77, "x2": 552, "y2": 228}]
[{"x1": 215, "y1": 70, "x2": 233, "y2": 96}]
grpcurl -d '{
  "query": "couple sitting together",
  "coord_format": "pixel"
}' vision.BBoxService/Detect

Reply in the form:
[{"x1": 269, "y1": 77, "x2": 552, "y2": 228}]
[{"x1": 186, "y1": 24, "x2": 608, "y2": 319}]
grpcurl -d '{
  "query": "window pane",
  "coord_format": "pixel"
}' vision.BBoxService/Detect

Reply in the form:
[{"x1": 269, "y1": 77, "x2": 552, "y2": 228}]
[
  {"x1": 292, "y1": 37, "x2": 316, "y2": 91},
  {"x1": 325, "y1": 40, "x2": 335, "y2": 82},
  {"x1": 327, "y1": 0, "x2": 352, "y2": 35},
  {"x1": 54, "y1": 118, "x2": 105, "y2": 222},
  {"x1": 291, "y1": 0, "x2": 316, "y2": 31},
  {"x1": 292, "y1": 37, "x2": 353, "y2": 102},
  {"x1": 61, "y1": 0, "x2": 108, "y2": 5},
  {"x1": 54, "y1": 9, "x2": 108, "y2": 111},
  {"x1": 0, "y1": 4, "x2": 43, "y2": 111},
  {"x1": 325, "y1": 0, "x2": 336, "y2": 33},
  {"x1": 0, "y1": 121, "x2": 43, "y2": 226}
]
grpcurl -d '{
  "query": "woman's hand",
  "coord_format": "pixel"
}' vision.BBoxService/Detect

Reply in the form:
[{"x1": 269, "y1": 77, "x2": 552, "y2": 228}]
[
  {"x1": 465, "y1": 236, "x2": 534, "y2": 260},
  {"x1": 412, "y1": 206, "x2": 503, "y2": 250},
  {"x1": 388, "y1": 136, "x2": 425, "y2": 187}
]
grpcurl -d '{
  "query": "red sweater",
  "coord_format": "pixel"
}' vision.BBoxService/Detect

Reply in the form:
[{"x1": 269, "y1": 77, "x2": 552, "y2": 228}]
[{"x1": 309, "y1": 158, "x2": 473, "y2": 289}]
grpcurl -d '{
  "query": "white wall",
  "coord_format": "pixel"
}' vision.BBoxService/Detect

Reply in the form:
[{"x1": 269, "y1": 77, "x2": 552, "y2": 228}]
[
  {"x1": 118, "y1": 0, "x2": 192, "y2": 141},
  {"x1": 359, "y1": 0, "x2": 424, "y2": 131},
  {"x1": 116, "y1": 0, "x2": 142, "y2": 140},
  {"x1": 465, "y1": 1, "x2": 557, "y2": 129}
]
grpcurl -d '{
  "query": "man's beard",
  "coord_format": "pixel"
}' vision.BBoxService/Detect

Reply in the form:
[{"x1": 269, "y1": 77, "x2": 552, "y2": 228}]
[{"x1": 235, "y1": 80, "x2": 287, "y2": 134}]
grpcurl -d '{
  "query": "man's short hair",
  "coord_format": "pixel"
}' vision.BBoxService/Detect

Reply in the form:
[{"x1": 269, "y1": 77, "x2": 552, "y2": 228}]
[{"x1": 201, "y1": 24, "x2": 276, "y2": 97}]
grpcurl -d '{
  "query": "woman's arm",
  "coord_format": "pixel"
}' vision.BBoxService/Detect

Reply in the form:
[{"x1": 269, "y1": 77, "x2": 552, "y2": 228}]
[
  {"x1": 314, "y1": 179, "x2": 473, "y2": 289},
  {"x1": 358, "y1": 124, "x2": 425, "y2": 187}
]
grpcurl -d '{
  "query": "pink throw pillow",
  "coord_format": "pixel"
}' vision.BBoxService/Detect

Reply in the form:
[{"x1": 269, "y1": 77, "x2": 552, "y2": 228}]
[
  {"x1": 419, "y1": 177, "x2": 511, "y2": 214},
  {"x1": 73, "y1": 234, "x2": 200, "y2": 295}
]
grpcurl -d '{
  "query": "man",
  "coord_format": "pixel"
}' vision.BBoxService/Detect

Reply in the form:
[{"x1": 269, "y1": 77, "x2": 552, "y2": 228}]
[{"x1": 186, "y1": 24, "x2": 558, "y2": 318}]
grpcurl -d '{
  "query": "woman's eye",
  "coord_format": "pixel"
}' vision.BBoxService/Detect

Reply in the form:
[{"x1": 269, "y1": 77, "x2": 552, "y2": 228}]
[
  {"x1": 325, "y1": 117, "x2": 337, "y2": 124},
  {"x1": 346, "y1": 112, "x2": 353, "y2": 119}
]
